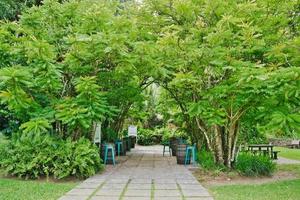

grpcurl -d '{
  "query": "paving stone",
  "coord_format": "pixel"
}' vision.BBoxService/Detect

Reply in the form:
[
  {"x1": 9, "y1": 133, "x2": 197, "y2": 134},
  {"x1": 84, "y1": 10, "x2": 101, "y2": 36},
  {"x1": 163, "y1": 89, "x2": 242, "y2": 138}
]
[
  {"x1": 154, "y1": 179, "x2": 176, "y2": 184},
  {"x1": 83, "y1": 179, "x2": 105, "y2": 184},
  {"x1": 123, "y1": 197, "x2": 151, "y2": 200},
  {"x1": 154, "y1": 197, "x2": 182, "y2": 200},
  {"x1": 106, "y1": 178, "x2": 128, "y2": 184},
  {"x1": 90, "y1": 196, "x2": 120, "y2": 200},
  {"x1": 181, "y1": 189, "x2": 211, "y2": 197},
  {"x1": 57, "y1": 145, "x2": 213, "y2": 200},
  {"x1": 124, "y1": 189, "x2": 151, "y2": 197},
  {"x1": 154, "y1": 189, "x2": 181, "y2": 197},
  {"x1": 66, "y1": 188, "x2": 94, "y2": 196},
  {"x1": 59, "y1": 195, "x2": 90, "y2": 200},
  {"x1": 95, "y1": 188, "x2": 123, "y2": 196},
  {"x1": 75, "y1": 182, "x2": 101, "y2": 189},
  {"x1": 176, "y1": 179, "x2": 199, "y2": 184},
  {"x1": 179, "y1": 184, "x2": 205, "y2": 190},
  {"x1": 154, "y1": 183, "x2": 177, "y2": 190},
  {"x1": 127, "y1": 183, "x2": 152, "y2": 190},
  {"x1": 101, "y1": 183, "x2": 127, "y2": 189},
  {"x1": 130, "y1": 179, "x2": 152, "y2": 184}
]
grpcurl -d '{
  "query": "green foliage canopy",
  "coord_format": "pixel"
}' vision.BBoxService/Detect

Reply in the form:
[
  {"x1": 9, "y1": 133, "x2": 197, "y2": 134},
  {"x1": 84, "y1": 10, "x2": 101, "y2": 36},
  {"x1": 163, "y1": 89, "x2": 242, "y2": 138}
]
[{"x1": 0, "y1": 0, "x2": 299, "y2": 167}]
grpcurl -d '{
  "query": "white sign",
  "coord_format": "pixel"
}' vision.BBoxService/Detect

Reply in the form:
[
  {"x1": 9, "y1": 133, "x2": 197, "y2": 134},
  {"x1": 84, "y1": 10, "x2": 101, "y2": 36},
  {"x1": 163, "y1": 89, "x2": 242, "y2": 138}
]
[
  {"x1": 128, "y1": 125, "x2": 137, "y2": 137},
  {"x1": 94, "y1": 123, "x2": 101, "y2": 147}
]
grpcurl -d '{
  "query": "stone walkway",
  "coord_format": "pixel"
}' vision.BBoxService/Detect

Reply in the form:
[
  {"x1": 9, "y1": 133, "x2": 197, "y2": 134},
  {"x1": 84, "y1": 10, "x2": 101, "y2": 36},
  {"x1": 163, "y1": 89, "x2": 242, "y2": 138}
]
[{"x1": 59, "y1": 145, "x2": 213, "y2": 200}]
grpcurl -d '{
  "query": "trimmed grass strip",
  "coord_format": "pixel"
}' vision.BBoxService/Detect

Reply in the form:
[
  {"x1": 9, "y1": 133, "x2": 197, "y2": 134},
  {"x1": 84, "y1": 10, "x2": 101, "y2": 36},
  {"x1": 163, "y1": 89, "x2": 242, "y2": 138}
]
[
  {"x1": 176, "y1": 182, "x2": 186, "y2": 200},
  {"x1": 151, "y1": 179, "x2": 155, "y2": 200},
  {"x1": 87, "y1": 180, "x2": 107, "y2": 200},
  {"x1": 119, "y1": 179, "x2": 131, "y2": 200}
]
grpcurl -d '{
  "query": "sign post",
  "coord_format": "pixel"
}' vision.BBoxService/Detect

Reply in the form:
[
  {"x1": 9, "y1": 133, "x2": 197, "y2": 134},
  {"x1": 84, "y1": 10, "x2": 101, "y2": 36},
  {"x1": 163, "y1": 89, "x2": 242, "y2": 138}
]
[
  {"x1": 128, "y1": 125, "x2": 137, "y2": 137},
  {"x1": 94, "y1": 122, "x2": 101, "y2": 148}
]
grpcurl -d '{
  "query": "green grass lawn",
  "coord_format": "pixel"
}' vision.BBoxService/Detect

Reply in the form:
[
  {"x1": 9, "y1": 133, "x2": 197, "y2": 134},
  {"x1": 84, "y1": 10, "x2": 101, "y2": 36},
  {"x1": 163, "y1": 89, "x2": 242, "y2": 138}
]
[
  {"x1": 277, "y1": 164, "x2": 300, "y2": 176},
  {"x1": 210, "y1": 179, "x2": 300, "y2": 200},
  {"x1": 275, "y1": 147, "x2": 300, "y2": 161},
  {"x1": 209, "y1": 164, "x2": 300, "y2": 200},
  {"x1": 0, "y1": 178, "x2": 77, "y2": 200}
]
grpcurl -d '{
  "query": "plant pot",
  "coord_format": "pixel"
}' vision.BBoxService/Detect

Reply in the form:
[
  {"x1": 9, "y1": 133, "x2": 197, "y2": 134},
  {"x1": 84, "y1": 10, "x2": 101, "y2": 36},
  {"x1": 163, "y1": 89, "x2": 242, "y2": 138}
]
[
  {"x1": 122, "y1": 138, "x2": 127, "y2": 153},
  {"x1": 124, "y1": 137, "x2": 131, "y2": 151},
  {"x1": 129, "y1": 136, "x2": 136, "y2": 148},
  {"x1": 115, "y1": 140, "x2": 126, "y2": 156},
  {"x1": 170, "y1": 137, "x2": 179, "y2": 156},
  {"x1": 176, "y1": 143, "x2": 190, "y2": 165}
]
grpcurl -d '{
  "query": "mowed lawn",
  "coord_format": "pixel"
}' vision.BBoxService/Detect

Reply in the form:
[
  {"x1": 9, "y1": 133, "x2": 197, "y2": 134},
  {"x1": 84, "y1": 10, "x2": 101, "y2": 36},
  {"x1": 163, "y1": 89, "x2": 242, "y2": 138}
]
[
  {"x1": 209, "y1": 164, "x2": 300, "y2": 200},
  {"x1": 0, "y1": 178, "x2": 77, "y2": 200},
  {"x1": 210, "y1": 179, "x2": 300, "y2": 200},
  {"x1": 274, "y1": 146, "x2": 300, "y2": 161}
]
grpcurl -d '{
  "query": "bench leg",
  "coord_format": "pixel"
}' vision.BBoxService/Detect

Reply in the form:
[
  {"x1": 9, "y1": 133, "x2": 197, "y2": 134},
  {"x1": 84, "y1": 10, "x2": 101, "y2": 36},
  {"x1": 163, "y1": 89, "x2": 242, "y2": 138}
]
[{"x1": 273, "y1": 152, "x2": 278, "y2": 160}]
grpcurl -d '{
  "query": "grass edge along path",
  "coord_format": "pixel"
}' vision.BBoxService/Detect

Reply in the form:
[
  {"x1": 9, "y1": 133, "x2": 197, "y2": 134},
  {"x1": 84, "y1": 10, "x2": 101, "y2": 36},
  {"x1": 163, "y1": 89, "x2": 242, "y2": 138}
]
[
  {"x1": 151, "y1": 179, "x2": 155, "y2": 200},
  {"x1": 209, "y1": 178, "x2": 300, "y2": 200},
  {"x1": 176, "y1": 182, "x2": 186, "y2": 200},
  {"x1": 86, "y1": 180, "x2": 107, "y2": 200},
  {"x1": 119, "y1": 179, "x2": 131, "y2": 200},
  {"x1": 0, "y1": 177, "x2": 77, "y2": 200}
]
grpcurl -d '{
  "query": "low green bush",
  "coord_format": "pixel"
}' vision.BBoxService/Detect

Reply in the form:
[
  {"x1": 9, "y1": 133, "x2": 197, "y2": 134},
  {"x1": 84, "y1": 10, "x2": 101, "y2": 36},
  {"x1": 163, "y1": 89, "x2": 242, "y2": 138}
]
[
  {"x1": 197, "y1": 149, "x2": 225, "y2": 171},
  {"x1": 137, "y1": 128, "x2": 162, "y2": 145},
  {"x1": 0, "y1": 134, "x2": 103, "y2": 179},
  {"x1": 102, "y1": 127, "x2": 118, "y2": 143},
  {"x1": 161, "y1": 128, "x2": 188, "y2": 144},
  {"x1": 197, "y1": 150, "x2": 216, "y2": 169},
  {"x1": 235, "y1": 152, "x2": 276, "y2": 176},
  {"x1": 137, "y1": 127, "x2": 188, "y2": 146}
]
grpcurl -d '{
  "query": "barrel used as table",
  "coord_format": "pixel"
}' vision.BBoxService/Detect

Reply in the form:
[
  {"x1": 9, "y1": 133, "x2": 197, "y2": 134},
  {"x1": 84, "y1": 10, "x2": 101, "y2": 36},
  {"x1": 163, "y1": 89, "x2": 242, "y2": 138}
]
[
  {"x1": 129, "y1": 136, "x2": 136, "y2": 148},
  {"x1": 170, "y1": 137, "x2": 179, "y2": 156},
  {"x1": 122, "y1": 138, "x2": 127, "y2": 154},
  {"x1": 124, "y1": 137, "x2": 131, "y2": 151},
  {"x1": 115, "y1": 140, "x2": 126, "y2": 156},
  {"x1": 176, "y1": 143, "x2": 190, "y2": 165}
]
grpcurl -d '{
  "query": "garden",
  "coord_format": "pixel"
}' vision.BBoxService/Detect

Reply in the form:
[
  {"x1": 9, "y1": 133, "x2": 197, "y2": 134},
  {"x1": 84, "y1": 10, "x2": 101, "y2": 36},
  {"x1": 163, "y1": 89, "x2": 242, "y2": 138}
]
[{"x1": 0, "y1": 0, "x2": 299, "y2": 200}]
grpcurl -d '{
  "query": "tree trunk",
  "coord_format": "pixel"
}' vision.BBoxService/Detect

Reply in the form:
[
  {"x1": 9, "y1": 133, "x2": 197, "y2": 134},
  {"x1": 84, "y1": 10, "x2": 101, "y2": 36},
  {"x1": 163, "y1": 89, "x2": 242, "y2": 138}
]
[
  {"x1": 224, "y1": 120, "x2": 239, "y2": 168},
  {"x1": 214, "y1": 125, "x2": 224, "y2": 165}
]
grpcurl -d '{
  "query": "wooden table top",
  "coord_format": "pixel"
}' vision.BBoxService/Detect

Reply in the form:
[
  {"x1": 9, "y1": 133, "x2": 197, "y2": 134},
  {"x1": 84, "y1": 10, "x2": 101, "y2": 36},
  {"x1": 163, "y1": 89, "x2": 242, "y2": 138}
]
[{"x1": 248, "y1": 144, "x2": 274, "y2": 147}]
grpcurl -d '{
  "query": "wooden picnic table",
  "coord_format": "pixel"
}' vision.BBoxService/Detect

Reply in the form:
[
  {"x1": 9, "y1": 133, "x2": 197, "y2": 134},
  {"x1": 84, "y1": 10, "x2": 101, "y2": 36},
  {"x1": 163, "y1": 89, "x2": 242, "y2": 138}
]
[
  {"x1": 287, "y1": 140, "x2": 300, "y2": 149},
  {"x1": 248, "y1": 144, "x2": 274, "y2": 158}
]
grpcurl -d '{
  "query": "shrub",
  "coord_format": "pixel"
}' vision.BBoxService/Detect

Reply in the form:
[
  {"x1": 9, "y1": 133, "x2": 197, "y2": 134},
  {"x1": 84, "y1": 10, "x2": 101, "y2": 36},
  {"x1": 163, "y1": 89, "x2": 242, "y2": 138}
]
[
  {"x1": 197, "y1": 150, "x2": 215, "y2": 169},
  {"x1": 197, "y1": 149, "x2": 225, "y2": 171},
  {"x1": 137, "y1": 128, "x2": 188, "y2": 145},
  {"x1": 160, "y1": 128, "x2": 188, "y2": 144},
  {"x1": 239, "y1": 124, "x2": 268, "y2": 144},
  {"x1": 235, "y1": 152, "x2": 276, "y2": 176},
  {"x1": 102, "y1": 127, "x2": 118, "y2": 143},
  {"x1": 0, "y1": 134, "x2": 103, "y2": 179},
  {"x1": 137, "y1": 128, "x2": 162, "y2": 145}
]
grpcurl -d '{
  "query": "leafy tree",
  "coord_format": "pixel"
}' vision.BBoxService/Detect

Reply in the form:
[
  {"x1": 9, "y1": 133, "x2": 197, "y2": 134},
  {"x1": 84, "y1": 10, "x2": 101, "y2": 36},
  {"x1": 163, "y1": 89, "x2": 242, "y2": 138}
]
[
  {"x1": 0, "y1": 0, "x2": 299, "y2": 170},
  {"x1": 134, "y1": 0, "x2": 300, "y2": 167},
  {"x1": 0, "y1": 0, "x2": 43, "y2": 21}
]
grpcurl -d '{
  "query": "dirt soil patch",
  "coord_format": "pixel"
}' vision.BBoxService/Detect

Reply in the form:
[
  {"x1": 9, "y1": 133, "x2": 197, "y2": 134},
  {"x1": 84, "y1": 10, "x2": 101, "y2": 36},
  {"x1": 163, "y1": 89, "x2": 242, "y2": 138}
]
[{"x1": 191, "y1": 167, "x2": 298, "y2": 187}]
